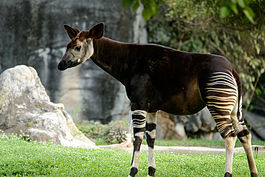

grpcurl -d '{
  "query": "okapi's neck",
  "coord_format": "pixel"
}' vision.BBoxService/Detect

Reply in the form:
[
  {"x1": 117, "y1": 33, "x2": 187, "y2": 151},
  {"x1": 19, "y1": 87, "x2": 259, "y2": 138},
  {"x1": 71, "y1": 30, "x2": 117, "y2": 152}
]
[{"x1": 91, "y1": 37, "x2": 130, "y2": 84}]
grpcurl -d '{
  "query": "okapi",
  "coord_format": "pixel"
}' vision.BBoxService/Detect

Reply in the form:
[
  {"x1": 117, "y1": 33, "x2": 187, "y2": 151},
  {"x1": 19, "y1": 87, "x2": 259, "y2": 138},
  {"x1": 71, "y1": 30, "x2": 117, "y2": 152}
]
[{"x1": 58, "y1": 23, "x2": 258, "y2": 177}]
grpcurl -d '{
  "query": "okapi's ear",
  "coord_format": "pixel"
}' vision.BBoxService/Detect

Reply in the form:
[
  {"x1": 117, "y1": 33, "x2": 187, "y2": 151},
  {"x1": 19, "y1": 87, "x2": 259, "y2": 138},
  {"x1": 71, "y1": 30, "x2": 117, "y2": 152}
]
[
  {"x1": 88, "y1": 23, "x2": 104, "y2": 39},
  {"x1": 64, "y1": 25, "x2": 80, "y2": 39}
]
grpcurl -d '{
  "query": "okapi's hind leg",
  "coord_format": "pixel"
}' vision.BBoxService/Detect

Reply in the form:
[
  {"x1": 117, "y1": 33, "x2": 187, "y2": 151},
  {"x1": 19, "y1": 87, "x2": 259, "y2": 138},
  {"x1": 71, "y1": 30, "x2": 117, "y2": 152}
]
[
  {"x1": 204, "y1": 71, "x2": 258, "y2": 177},
  {"x1": 237, "y1": 130, "x2": 258, "y2": 177},
  {"x1": 231, "y1": 98, "x2": 258, "y2": 177},
  {"x1": 146, "y1": 112, "x2": 157, "y2": 177}
]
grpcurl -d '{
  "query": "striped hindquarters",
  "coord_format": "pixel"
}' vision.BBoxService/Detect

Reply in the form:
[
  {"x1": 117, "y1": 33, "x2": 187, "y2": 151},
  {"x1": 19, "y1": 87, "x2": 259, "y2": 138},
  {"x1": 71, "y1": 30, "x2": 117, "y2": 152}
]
[{"x1": 205, "y1": 71, "x2": 238, "y2": 138}]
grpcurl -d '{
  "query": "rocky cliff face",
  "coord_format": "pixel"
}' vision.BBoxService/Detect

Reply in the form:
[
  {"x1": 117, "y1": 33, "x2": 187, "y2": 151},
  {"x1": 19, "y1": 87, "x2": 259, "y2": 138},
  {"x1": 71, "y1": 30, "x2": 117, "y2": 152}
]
[{"x1": 0, "y1": 0, "x2": 147, "y2": 122}]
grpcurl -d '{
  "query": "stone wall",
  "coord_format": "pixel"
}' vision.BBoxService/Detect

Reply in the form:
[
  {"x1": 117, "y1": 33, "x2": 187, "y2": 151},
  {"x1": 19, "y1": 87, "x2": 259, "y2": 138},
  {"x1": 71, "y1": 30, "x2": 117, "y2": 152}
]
[{"x1": 0, "y1": 0, "x2": 147, "y2": 122}]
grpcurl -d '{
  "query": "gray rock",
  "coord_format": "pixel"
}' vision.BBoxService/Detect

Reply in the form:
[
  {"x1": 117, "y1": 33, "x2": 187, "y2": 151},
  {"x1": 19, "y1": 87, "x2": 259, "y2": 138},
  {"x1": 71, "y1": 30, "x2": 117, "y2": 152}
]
[
  {"x1": 244, "y1": 110, "x2": 265, "y2": 140},
  {"x1": 0, "y1": 65, "x2": 95, "y2": 148},
  {"x1": 200, "y1": 108, "x2": 216, "y2": 132},
  {"x1": 181, "y1": 107, "x2": 217, "y2": 139},
  {"x1": 175, "y1": 123, "x2": 187, "y2": 139},
  {"x1": 184, "y1": 114, "x2": 202, "y2": 133},
  {"x1": 156, "y1": 111, "x2": 185, "y2": 139},
  {"x1": 212, "y1": 132, "x2": 222, "y2": 140},
  {"x1": 155, "y1": 108, "x2": 219, "y2": 140}
]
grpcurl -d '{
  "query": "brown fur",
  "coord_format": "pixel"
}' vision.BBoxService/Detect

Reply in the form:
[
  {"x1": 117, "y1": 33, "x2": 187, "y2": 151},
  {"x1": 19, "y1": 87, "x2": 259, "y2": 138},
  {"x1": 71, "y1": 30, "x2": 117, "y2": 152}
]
[{"x1": 91, "y1": 37, "x2": 236, "y2": 114}]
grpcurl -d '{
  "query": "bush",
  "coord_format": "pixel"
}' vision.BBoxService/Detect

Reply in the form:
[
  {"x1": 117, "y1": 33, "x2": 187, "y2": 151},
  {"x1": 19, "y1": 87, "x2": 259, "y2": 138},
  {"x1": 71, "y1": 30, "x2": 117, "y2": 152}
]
[
  {"x1": 77, "y1": 121, "x2": 130, "y2": 145},
  {"x1": 0, "y1": 129, "x2": 32, "y2": 142}
]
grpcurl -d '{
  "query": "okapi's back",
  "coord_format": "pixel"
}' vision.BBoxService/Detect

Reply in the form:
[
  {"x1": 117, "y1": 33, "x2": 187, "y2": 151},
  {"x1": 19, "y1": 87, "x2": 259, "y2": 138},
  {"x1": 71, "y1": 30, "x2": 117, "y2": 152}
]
[{"x1": 134, "y1": 43, "x2": 233, "y2": 79}]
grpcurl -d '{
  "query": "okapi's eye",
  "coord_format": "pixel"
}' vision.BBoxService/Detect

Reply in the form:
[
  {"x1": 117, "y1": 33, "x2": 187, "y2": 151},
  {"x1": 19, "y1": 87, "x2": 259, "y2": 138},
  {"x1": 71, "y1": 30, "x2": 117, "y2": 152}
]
[{"x1": 75, "y1": 46, "x2": 81, "y2": 51}]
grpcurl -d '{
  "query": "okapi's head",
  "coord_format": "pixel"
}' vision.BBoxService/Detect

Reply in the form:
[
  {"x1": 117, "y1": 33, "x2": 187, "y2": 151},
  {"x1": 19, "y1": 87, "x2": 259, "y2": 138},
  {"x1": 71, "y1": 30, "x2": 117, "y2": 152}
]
[{"x1": 58, "y1": 23, "x2": 104, "y2": 70}]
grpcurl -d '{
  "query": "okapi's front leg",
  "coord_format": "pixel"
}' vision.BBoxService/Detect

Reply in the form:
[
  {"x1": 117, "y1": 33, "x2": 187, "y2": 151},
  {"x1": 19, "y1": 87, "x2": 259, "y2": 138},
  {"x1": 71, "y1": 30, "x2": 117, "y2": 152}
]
[
  {"x1": 146, "y1": 112, "x2": 157, "y2": 177},
  {"x1": 129, "y1": 110, "x2": 147, "y2": 177}
]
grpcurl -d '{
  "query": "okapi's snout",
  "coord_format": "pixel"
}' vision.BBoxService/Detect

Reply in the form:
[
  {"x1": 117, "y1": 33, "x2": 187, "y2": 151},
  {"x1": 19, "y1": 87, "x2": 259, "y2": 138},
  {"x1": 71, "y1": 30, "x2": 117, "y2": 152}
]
[
  {"x1": 58, "y1": 52, "x2": 73, "y2": 70},
  {"x1": 58, "y1": 53, "x2": 82, "y2": 71},
  {"x1": 58, "y1": 60, "x2": 69, "y2": 71}
]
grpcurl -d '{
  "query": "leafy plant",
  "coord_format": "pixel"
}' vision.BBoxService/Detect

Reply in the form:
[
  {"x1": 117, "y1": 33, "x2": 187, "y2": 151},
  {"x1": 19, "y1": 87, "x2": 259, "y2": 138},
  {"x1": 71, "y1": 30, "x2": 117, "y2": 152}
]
[
  {"x1": 220, "y1": 0, "x2": 255, "y2": 23},
  {"x1": 0, "y1": 129, "x2": 32, "y2": 142},
  {"x1": 122, "y1": 0, "x2": 264, "y2": 25},
  {"x1": 122, "y1": 0, "x2": 162, "y2": 20},
  {"x1": 77, "y1": 121, "x2": 129, "y2": 145}
]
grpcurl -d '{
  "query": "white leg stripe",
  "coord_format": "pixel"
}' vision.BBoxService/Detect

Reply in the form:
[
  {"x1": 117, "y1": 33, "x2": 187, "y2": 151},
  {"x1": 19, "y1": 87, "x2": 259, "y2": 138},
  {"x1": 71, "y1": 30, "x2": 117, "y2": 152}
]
[
  {"x1": 133, "y1": 124, "x2": 146, "y2": 128},
  {"x1": 146, "y1": 130, "x2": 156, "y2": 138},
  {"x1": 132, "y1": 110, "x2": 147, "y2": 117},
  {"x1": 135, "y1": 132, "x2": 145, "y2": 138},
  {"x1": 132, "y1": 151, "x2": 140, "y2": 168},
  {"x1": 224, "y1": 136, "x2": 236, "y2": 173},
  {"x1": 148, "y1": 146, "x2": 156, "y2": 168}
]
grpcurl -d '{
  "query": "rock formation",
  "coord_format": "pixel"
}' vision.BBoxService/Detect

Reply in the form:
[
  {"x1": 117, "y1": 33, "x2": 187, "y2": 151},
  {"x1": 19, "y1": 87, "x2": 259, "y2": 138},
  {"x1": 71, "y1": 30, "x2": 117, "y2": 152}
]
[
  {"x1": 245, "y1": 110, "x2": 265, "y2": 141},
  {"x1": 156, "y1": 108, "x2": 221, "y2": 140},
  {"x1": 0, "y1": 65, "x2": 95, "y2": 148}
]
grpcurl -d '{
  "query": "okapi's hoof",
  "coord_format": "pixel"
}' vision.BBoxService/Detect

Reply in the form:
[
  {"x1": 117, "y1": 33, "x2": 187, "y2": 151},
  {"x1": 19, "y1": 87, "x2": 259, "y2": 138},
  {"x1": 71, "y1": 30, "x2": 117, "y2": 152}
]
[
  {"x1": 224, "y1": 172, "x2": 232, "y2": 177},
  {"x1": 147, "y1": 166, "x2": 156, "y2": 177},
  {"x1": 251, "y1": 172, "x2": 258, "y2": 177},
  {"x1": 129, "y1": 167, "x2": 138, "y2": 177}
]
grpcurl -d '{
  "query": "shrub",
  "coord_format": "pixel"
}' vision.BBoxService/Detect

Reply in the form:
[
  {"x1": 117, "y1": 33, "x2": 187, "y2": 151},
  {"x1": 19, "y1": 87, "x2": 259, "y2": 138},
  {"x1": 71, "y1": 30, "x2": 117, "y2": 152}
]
[{"x1": 77, "y1": 121, "x2": 130, "y2": 145}]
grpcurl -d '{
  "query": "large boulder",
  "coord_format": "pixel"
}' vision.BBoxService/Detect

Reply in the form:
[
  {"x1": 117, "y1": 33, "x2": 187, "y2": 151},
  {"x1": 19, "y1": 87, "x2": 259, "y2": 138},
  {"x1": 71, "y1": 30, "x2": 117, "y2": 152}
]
[
  {"x1": 184, "y1": 107, "x2": 219, "y2": 139},
  {"x1": 156, "y1": 111, "x2": 187, "y2": 139},
  {"x1": 156, "y1": 108, "x2": 221, "y2": 140},
  {"x1": 0, "y1": 65, "x2": 95, "y2": 148}
]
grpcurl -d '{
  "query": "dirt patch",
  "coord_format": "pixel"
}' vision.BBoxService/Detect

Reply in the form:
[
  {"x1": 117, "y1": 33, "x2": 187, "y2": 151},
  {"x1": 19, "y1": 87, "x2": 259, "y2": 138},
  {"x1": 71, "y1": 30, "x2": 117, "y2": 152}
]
[{"x1": 99, "y1": 143, "x2": 265, "y2": 155}]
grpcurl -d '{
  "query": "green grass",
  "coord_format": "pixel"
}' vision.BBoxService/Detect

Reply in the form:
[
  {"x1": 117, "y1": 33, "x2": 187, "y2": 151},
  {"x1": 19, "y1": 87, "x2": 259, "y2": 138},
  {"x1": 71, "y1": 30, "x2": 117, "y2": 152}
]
[
  {"x1": 144, "y1": 138, "x2": 265, "y2": 148},
  {"x1": 0, "y1": 137, "x2": 264, "y2": 177}
]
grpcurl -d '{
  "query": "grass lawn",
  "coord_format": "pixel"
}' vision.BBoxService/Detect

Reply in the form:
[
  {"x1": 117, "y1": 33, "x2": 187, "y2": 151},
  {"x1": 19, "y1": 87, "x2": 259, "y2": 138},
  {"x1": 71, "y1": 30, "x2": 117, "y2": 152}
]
[{"x1": 0, "y1": 137, "x2": 264, "y2": 176}]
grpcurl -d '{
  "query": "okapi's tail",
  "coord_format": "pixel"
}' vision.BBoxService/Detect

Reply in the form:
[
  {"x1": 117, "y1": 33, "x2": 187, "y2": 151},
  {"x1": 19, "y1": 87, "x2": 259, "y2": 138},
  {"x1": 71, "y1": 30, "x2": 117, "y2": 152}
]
[
  {"x1": 232, "y1": 69, "x2": 243, "y2": 120},
  {"x1": 232, "y1": 69, "x2": 251, "y2": 138}
]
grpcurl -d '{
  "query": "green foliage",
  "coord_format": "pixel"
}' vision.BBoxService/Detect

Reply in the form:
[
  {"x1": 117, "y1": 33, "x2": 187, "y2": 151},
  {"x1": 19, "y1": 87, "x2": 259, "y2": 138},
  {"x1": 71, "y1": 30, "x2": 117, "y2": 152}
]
[
  {"x1": 122, "y1": 0, "x2": 161, "y2": 20},
  {"x1": 0, "y1": 137, "x2": 265, "y2": 176},
  {"x1": 123, "y1": 0, "x2": 264, "y2": 24},
  {"x1": 0, "y1": 129, "x2": 32, "y2": 142},
  {"x1": 220, "y1": 0, "x2": 255, "y2": 23},
  {"x1": 18, "y1": 130, "x2": 32, "y2": 142},
  {"x1": 27, "y1": 121, "x2": 34, "y2": 127},
  {"x1": 77, "y1": 121, "x2": 129, "y2": 145}
]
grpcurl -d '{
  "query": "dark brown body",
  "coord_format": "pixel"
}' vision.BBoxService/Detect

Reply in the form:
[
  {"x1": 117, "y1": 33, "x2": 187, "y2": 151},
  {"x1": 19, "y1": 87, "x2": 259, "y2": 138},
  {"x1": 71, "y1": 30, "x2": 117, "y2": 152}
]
[{"x1": 92, "y1": 37, "x2": 234, "y2": 114}]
